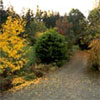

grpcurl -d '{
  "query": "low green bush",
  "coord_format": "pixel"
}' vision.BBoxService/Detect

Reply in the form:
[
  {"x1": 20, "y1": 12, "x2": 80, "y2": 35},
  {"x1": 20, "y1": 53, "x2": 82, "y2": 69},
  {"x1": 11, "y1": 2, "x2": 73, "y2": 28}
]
[
  {"x1": 25, "y1": 46, "x2": 36, "y2": 67},
  {"x1": 71, "y1": 45, "x2": 80, "y2": 53},
  {"x1": 34, "y1": 29, "x2": 68, "y2": 66}
]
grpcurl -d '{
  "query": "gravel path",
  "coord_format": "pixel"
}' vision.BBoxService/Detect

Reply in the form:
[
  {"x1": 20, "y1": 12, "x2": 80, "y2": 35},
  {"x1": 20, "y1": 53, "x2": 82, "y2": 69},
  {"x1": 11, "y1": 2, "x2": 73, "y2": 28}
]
[{"x1": 1, "y1": 51, "x2": 100, "y2": 100}]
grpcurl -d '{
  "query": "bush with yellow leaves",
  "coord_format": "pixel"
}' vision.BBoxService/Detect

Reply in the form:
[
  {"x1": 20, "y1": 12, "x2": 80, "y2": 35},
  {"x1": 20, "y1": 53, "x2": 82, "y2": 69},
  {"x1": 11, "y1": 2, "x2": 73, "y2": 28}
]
[
  {"x1": 88, "y1": 39, "x2": 100, "y2": 71},
  {"x1": 0, "y1": 16, "x2": 28, "y2": 75}
]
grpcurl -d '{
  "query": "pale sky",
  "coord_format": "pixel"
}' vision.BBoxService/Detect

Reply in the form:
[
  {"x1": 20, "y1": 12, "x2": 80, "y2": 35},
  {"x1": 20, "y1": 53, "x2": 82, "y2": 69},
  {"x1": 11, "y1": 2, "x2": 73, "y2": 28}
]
[{"x1": 3, "y1": 0, "x2": 95, "y2": 16}]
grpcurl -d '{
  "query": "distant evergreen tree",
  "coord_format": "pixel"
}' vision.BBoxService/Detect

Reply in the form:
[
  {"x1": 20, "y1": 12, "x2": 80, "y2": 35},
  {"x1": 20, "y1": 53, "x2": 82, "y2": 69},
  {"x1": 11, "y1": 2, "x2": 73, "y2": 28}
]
[
  {"x1": 42, "y1": 11, "x2": 60, "y2": 28},
  {"x1": 0, "y1": 0, "x2": 3, "y2": 10},
  {"x1": 88, "y1": 6, "x2": 100, "y2": 34},
  {"x1": 68, "y1": 9, "x2": 87, "y2": 36},
  {"x1": 0, "y1": 0, "x2": 9, "y2": 28}
]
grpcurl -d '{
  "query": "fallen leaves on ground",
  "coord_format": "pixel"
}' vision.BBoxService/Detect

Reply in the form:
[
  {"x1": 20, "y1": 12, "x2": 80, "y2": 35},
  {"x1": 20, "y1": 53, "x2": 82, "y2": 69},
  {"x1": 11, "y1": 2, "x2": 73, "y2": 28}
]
[{"x1": 8, "y1": 77, "x2": 41, "y2": 93}]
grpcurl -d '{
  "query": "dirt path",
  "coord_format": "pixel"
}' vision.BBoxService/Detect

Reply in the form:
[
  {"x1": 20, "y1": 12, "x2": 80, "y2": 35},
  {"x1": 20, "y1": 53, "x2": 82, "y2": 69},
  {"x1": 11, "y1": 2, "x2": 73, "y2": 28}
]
[{"x1": 1, "y1": 51, "x2": 100, "y2": 100}]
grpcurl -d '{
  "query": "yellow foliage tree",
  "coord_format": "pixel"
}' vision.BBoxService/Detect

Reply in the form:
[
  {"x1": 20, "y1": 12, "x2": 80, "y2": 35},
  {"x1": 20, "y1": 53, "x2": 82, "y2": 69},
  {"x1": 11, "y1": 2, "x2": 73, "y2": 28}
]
[
  {"x1": 88, "y1": 39, "x2": 100, "y2": 70},
  {"x1": 0, "y1": 16, "x2": 27, "y2": 74}
]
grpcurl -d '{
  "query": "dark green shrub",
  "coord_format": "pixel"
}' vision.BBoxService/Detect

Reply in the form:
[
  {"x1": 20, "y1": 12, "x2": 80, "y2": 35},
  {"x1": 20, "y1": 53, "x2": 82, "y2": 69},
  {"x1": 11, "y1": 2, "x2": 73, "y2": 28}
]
[
  {"x1": 25, "y1": 46, "x2": 35, "y2": 67},
  {"x1": 34, "y1": 29, "x2": 68, "y2": 66}
]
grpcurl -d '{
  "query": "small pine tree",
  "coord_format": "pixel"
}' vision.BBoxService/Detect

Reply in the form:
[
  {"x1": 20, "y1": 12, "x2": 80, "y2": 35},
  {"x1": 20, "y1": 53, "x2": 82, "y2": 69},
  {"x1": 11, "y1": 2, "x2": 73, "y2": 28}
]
[{"x1": 35, "y1": 29, "x2": 68, "y2": 66}]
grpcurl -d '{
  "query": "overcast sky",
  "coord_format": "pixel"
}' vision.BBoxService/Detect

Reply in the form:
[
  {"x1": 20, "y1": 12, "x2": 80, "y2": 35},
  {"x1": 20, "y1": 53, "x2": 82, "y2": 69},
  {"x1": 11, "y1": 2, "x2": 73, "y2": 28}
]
[{"x1": 3, "y1": 0, "x2": 95, "y2": 16}]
